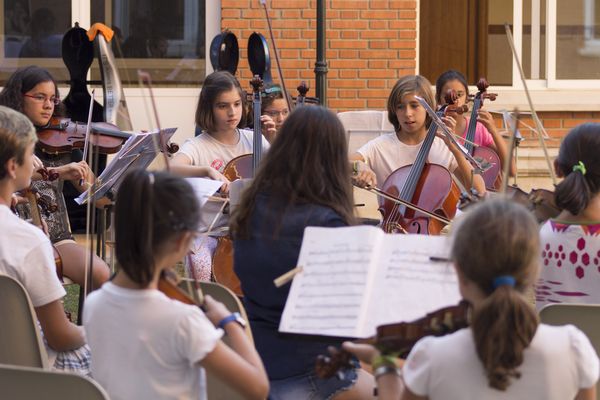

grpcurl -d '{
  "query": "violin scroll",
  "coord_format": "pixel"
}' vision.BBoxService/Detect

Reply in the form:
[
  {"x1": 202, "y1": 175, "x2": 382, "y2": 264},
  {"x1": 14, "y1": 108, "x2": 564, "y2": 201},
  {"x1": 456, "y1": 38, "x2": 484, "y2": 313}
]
[
  {"x1": 443, "y1": 89, "x2": 469, "y2": 115},
  {"x1": 476, "y1": 78, "x2": 497, "y2": 102}
]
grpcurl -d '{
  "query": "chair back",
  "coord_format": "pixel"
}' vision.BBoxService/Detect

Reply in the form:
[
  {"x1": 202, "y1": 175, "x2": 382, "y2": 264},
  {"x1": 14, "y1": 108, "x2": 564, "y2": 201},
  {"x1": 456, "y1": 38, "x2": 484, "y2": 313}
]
[
  {"x1": 539, "y1": 303, "x2": 600, "y2": 400},
  {"x1": 0, "y1": 363, "x2": 108, "y2": 399},
  {"x1": 0, "y1": 274, "x2": 48, "y2": 368},
  {"x1": 181, "y1": 280, "x2": 254, "y2": 400},
  {"x1": 337, "y1": 110, "x2": 395, "y2": 154}
]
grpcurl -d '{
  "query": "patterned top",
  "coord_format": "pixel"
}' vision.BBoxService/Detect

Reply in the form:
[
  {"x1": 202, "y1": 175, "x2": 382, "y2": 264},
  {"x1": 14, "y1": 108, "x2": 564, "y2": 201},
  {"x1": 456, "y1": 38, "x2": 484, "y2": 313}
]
[
  {"x1": 16, "y1": 149, "x2": 73, "y2": 243},
  {"x1": 536, "y1": 219, "x2": 600, "y2": 309}
]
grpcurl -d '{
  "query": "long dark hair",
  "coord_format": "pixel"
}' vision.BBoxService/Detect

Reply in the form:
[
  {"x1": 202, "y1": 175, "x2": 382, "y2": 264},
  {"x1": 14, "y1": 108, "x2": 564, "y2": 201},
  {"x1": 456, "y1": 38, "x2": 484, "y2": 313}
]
[
  {"x1": 435, "y1": 69, "x2": 469, "y2": 104},
  {"x1": 230, "y1": 106, "x2": 355, "y2": 238},
  {"x1": 195, "y1": 70, "x2": 247, "y2": 133},
  {"x1": 0, "y1": 65, "x2": 64, "y2": 120},
  {"x1": 115, "y1": 169, "x2": 201, "y2": 286},
  {"x1": 554, "y1": 123, "x2": 600, "y2": 215},
  {"x1": 452, "y1": 199, "x2": 540, "y2": 391}
]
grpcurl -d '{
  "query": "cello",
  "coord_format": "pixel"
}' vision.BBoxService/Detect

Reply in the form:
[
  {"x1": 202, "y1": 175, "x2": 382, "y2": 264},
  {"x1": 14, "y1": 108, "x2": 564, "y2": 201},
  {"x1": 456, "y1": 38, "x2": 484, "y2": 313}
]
[
  {"x1": 463, "y1": 78, "x2": 502, "y2": 190},
  {"x1": 211, "y1": 76, "x2": 266, "y2": 297},
  {"x1": 379, "y1": 91, "x2": 463, "y2": 235}
]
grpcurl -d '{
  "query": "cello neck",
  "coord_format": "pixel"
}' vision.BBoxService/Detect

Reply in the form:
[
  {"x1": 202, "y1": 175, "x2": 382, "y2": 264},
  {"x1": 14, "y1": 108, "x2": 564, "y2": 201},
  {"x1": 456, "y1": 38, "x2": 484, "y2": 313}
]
[
  {"x1": 398, "y1": 110, "x2": 444, "y2": 204},
  {"x1": 464, "y1": 96, "x2": 481, "y2": 154},
  {"x1": 250, "y1": 75, "x2": 264, "y2": 177}
]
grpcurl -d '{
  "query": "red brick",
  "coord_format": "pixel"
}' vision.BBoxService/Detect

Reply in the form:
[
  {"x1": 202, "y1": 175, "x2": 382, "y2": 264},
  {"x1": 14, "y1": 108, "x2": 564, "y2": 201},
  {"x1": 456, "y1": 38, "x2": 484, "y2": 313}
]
[
  {"x1": 340, "y1": 10, "x2": 360, "y2": 18},
  {"x1": 331, "y1": 0, "x2": 368, "y2": 9},
  {"x1": 331, "y1": 20, "x2": 369, "y2": 29},
  {"x1": 369, "y1": 60, "x2": 388, "y2": 68},
  {"x1": 563, "y1": 118, "x2": 600, "y2": 128},
  {"x1": 359, "y1": 70, "x2": 390, "y2": 79},
  {"x1": 390, "y1": 40, "x2": 416, "y2": 49},
  {"x1": 330, "y1": 80, "x2": 367, "y2": 88},
  {"x1": 361, "y1": 30, "x2": 398, "y2": 39},
  {"x1": 370, "y1": 41, "x2": 389, "y2": 49},
  {"x1": 339, "y1": 89, "x2": 358, "y2": 98},
  {"x1": 540, "y1": 119, "x2": 562, "y2": 128},
  {"x1": 390, "y1": 1, "x2": 417, "y2": 9},
  {"x1": 329, "y1": 98, "x2": 367, "y2": 109},
  {"x1": 389, "y1": 20, "x2": 416, "y2": 29},
  {"x1": 341, "y1": 31, "x2": 359, "y2": 39},
  {"x1": 331, "y1": 40, "x2": 368, "y2": 49},
  {"x1": 359, "y1": 50, "x2": 398, "y2": 59}
]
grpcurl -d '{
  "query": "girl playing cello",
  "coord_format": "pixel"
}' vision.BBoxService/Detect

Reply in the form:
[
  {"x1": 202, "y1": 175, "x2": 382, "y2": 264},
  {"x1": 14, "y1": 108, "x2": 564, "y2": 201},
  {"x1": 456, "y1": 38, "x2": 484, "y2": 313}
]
[
  {"x1": 344, "y1": 199, "x2": 599, "y2": 399},
  {"x1": 350, "y1": 75, "x2": 485, "y2": 198},
  {"x1": 170, "y1": 70, "x2": 269, "y2": 281}
]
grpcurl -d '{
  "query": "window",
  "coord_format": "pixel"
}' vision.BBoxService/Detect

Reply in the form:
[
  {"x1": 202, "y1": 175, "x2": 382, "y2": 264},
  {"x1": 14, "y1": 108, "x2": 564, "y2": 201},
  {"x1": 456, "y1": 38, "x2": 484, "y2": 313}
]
[
  {"x1": 1, "y1": 0, "x2": 213, "y2": 86},
  {"x1": 419, "y1": 0, "x2": 600, "y2": 89}
]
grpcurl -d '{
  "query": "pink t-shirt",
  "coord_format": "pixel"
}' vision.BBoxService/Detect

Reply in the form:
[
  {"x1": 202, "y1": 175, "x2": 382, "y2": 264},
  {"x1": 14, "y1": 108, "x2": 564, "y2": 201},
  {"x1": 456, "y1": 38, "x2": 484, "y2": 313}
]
[{"x1": 461, "y1": 117, "x2": 495, "y2": 148}]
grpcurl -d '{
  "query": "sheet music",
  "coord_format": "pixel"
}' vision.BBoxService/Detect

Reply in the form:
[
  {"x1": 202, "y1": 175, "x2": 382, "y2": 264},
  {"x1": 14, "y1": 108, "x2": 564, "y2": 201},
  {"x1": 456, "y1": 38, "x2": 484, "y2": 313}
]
[
  {"x1": 75, "y1": 128, "x2": 177, "y2": 204},
  {"x1": 185, "y1": 178, "x2": 223, "y2": 208},
  {"x1": 362, "y1": 234, "x2": 460, "y2": 337},
  {"x1": 279, "y1": 226, "x2": 383, "y2": 337},
  {"x1": 280, "y1": 228, "x2": 462, "y2": 338}
]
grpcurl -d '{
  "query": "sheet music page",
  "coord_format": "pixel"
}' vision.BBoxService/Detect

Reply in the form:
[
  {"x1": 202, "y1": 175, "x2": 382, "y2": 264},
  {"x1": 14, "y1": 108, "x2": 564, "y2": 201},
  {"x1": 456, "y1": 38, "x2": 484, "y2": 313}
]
[
  {"x1": 185, "y1": 178, "x2": 223, "y2": 208},
  {"x1": 361, "y1": 234, "x2": 461, "y2": 337},
  {"x1": 279, "y1": 225, "x2": 383, "y2": 338}
]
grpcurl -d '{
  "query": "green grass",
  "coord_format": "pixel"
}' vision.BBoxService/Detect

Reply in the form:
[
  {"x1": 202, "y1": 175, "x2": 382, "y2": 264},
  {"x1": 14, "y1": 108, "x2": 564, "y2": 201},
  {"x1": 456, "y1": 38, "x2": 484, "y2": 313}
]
[{"x1": 63, "y1": 284, "x2": 81, "y2": 324}]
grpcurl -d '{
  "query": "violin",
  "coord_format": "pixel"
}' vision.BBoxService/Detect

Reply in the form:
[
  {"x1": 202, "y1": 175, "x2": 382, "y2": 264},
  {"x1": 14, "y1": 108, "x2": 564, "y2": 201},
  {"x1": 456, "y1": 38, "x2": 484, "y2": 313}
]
[
  {"x1": 36, "y1": 117, "x2": 132, "y2": 155},
  {"x1": 315, "y1": 301, "x2": 470, "y2": 379},
  {"x1": 379, "y1": 91, "x2": 462, "y2": 235},
  {"x1": 157, "y1": 268, "x2": 204, "y2": 308}
]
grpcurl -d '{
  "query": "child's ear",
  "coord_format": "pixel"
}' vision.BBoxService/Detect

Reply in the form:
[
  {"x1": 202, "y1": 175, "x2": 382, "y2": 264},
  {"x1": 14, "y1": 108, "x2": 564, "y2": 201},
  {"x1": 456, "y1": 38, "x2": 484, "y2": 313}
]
[
  {"x1": 554, "y1": 159, "x2": 564, "y2": 178},
  {"x1": 6, "y1": 157, "x2": 17, "y2": 179}
]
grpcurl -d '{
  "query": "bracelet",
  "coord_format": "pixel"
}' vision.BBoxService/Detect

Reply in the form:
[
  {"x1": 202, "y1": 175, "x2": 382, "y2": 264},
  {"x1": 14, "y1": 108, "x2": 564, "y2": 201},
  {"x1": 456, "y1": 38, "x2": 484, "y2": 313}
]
[
  {"x1": 371, "y1": 354, "x2": 398, "y2": 370},
  {"x1": 373, "y1": 365, "x2": 400, "y2": 380},
  {"x1": 352, "y1": 161, "x2": 359, "y2": 175}
]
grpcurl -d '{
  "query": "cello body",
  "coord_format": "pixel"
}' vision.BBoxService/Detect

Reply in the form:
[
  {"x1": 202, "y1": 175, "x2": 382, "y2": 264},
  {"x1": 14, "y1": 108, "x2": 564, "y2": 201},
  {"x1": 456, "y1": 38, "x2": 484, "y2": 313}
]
[
  {"x1": 379, "y1": 163, "x2": 460, "y2": 235},
  {"x1": 473, "y1": 146, "x2": 502, "y2": 189}
]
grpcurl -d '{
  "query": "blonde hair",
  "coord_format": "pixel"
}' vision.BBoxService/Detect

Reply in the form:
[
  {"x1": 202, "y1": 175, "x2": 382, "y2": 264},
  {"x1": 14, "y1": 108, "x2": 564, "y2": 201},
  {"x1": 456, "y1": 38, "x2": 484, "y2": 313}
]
[
  {"x1": 387, "y1": 75, "x2": 436, "y2": 132},
  {"x1": 451, "y1": 199, "x2": 540, "y2": 391},
  {"x1": 0, "y1": 106, "x2": 36, "y2": 179}
]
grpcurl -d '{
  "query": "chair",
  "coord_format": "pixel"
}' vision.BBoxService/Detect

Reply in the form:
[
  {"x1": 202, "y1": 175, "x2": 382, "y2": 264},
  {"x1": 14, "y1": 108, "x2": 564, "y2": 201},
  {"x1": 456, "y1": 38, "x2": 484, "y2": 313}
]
[
  {"x1": 0, "y1": 363, "x2": 108, "y2": 400},
  {"x1": 0, "y1": 274, "x2": 48, "y2": 368},
  {"x1": 337, "y1": 110, "x2": 395, "y2": 154},
  {"x1": 178, "y1": 280, "x2": 254, "y2": 400},
  {"x1": 539, "y1": 303, "x2": 600, "y2": 400}
]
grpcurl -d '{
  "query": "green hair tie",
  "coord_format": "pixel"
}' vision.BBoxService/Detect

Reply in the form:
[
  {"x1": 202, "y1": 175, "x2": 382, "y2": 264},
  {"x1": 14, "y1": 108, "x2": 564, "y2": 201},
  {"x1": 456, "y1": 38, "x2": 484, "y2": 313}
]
[{"x1": 572, "y1": 161, "x2": 587, "y2": 175}]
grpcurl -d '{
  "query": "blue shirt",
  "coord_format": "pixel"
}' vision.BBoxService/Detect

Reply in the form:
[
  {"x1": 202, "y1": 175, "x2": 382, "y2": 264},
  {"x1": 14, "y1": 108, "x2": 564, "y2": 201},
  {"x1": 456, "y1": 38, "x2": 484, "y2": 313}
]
[{"x1": 234, "y1": 192, "x2": 348, "y2": 379}]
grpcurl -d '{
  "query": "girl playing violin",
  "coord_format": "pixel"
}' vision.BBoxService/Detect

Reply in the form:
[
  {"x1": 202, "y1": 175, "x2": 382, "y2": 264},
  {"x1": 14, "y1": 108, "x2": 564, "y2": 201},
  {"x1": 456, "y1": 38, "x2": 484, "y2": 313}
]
[
  {"x1": 0, "y1": 65, "x2": 109, "y2": 289},
  {"x1": 537, "y1": 123, "x2": 600, "y2": 308},
  {"x1": 170, "y1": 70, "x2": 269, "y2": 281},
  {"x1": 344, "y1": 198, "x2": 599, "y2": 400},
  {"x1": 0, "y1": 106, "x2": 91, "y2": 374},
  {"x1": 435, "y1": 70, "x2": 515, "y2": 177},
  {"x1": 82, "y1": 169, "x2": 269, "y2": 400},
  {"x1": 350, "y1": 75, "x2": 485, "y2": 196},
  {"x1": 260, "y1": 83, "x2": 290, "y2": 143},
  {"x1": 231, "y1": 106, "x2": 375, "y2": 400}
]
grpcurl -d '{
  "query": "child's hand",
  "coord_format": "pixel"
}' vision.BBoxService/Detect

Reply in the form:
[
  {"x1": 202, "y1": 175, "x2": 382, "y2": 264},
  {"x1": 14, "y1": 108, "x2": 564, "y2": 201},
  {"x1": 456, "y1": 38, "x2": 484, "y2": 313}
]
[
  {"x1": 57, "y1": 161, "x2": 90, "y2": 181},
  {"x1": 477, "y1": 108, "x2": 496, "y2": 133},
  {"x1": 442, "y1": 115, "x2": 458, "y2": 134},
  {"x1": 203, "y1": 295, "x2": 232, "y2": 326},
  {"x1": 351, "y1": 160, "x2": 377, "y2": 189},
  {"x1": 206, "y1": 168, "x2": 231, "y2": 194},
  {"x1": 260, "y1": 115, "x2": 277, "y2": 140},
  {"x1": 342, "y1": 341, "x2": 380, "y2": 365},
  {"x1": 32, "y1": 155, "x2": 44, "y2": 171}
]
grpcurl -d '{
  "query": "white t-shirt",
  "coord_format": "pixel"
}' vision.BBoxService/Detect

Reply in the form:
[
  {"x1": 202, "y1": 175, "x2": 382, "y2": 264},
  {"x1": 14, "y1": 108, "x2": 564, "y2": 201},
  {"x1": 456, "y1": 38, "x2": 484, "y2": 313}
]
[
  {"x1": 0, "y1": 205, "x2": 66, "y2": 365},
  {"x1": 177, "y1": 128, "x2": 269, "y2": 232},
  {"x1": 403, "y1": 324, "x2": 600, "y2": 400},
  {"x1": 83, "y1": 282, "x2": 223, "y2": 400},
  {"x1": 177, "y1": 128, "x2": 269, "y2": 173},
  {"x1": 357, "y1": 133, "x2": 458, "y2": 187}
]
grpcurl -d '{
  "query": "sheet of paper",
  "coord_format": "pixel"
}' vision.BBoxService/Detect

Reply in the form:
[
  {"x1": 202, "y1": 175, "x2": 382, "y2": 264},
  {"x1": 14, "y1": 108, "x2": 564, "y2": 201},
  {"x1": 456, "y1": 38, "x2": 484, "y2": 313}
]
[
  {"x1": 279, "y1": 225, "x2": 383, "y2": 338},
  {"x1": 362, "y1": 234, "x2": 461, "y2": 337},
  {"x1": 185, "y1": 178, "x2": 223, "y2": 208}
]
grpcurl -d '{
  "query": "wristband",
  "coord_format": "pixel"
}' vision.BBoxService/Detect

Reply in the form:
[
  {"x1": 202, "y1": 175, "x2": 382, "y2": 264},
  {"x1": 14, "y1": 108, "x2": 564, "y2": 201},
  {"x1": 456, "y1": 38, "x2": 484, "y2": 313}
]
[
  {"x1": 352, "y1": 161, "x2": 359, "y2": 175},
  {"x1": 217, "y1": 312, "x2": 246, "y2": 330},
  {"x1": 373, "y1": 365, "x2": 400, "y2": 380},
  {"x1": 371, "y1": 354, "x2": 399, "y2": 370}
]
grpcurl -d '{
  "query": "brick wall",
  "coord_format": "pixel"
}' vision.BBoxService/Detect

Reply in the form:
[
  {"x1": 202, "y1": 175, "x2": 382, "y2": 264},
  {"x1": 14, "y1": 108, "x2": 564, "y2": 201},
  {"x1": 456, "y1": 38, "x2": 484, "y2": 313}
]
[
  {"x1": 221, "y1": 1, "x2": 593, "y2": 156},
  {"x1": 221, "y1": 0, "x2": 417, "y2": 110}
]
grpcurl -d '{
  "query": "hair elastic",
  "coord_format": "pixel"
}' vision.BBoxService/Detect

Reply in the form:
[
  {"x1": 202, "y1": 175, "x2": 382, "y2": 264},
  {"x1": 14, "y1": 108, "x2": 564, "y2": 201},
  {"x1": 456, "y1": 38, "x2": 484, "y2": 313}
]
[
  {"x1": 572, "y1": 161, "x2": 587, "y2": 176},
  {"x1": 492, "y1": 275, "x2": 516, "y2": 289}
]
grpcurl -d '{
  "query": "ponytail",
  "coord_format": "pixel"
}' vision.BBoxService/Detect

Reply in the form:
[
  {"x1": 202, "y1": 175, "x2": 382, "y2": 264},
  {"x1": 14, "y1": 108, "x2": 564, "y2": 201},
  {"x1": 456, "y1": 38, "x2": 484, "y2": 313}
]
[
  {"x1": 554, "y1": 123, "x2": 600, "y2": 216},
  {"x1": 451, "y1": 199, "x2": 540, "y2": 391},
  {"x1": 471, "y1": 286, "x2": 539, "y2": 390},
  {"x1": 115, "y1": 169, "x2": 201, "y2": 286}
]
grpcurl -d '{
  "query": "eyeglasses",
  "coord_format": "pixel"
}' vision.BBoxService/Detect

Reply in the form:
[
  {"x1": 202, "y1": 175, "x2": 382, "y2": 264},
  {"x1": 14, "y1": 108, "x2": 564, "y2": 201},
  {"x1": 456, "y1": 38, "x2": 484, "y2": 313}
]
[
  {"x1": 23, "y1": 94, "x2": 60, "y2": 106},
  {"x1": 263, "y1": 109, "x2": 289, "y2": 118}
]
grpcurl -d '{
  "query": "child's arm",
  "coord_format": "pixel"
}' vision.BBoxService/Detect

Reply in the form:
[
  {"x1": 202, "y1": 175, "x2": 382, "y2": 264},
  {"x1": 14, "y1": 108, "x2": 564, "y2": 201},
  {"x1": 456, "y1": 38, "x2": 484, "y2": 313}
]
[
  {"x1": 170, "y1": 154, "x2": 230, "y2": 192},
  {"x1": 200, "y1": 295, "x2": 269, "y2": 400},
  {"x1": 35, "y1": 300, "x2": 86, "y2": 351},
  {"x1": 438, "y1": 134, "x2": 486, "y2": 195},
  {"x1": 575, "y1": 387, "x2": 596, "y2": 400},
  {"x1": 477, "y1": 108, "x2": 516, "y2": 177}
]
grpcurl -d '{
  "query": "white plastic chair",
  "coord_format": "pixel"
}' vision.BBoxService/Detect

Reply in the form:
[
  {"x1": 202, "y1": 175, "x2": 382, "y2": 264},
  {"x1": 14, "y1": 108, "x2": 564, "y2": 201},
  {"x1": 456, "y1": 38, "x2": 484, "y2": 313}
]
[{"x1": 337, "y1": 110, "x2": 395, "y2": 154}]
